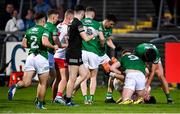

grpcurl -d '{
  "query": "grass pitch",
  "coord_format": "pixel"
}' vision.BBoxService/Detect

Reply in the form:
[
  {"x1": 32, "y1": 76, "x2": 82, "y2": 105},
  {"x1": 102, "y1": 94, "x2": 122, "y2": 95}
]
[{"x1": 0, "y1": 86, "x2": 180, "y2": 113}]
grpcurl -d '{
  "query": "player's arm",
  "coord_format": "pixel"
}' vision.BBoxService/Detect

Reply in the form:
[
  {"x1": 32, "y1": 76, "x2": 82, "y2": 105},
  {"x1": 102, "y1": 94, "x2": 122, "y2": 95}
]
[
  {"x1": 42, "y1": 33, "x2": 58, "y2": 50},
  {"x1": 110, "y1": 61, "x2": 121, "y2": 74},
  {"x1": 53, "y1": 30, "x2": 61, "y2": 47},
  {"x1": 80, "y1": 31, "x2": 94, "y2": 41},
  {"x1": 98, "y1": 31, "x2": 105, "y2": 47},
  {"x1": 60, "y1": 35, "x2": 69, "y2": 48},
  {"x1": 22, "y1": 33, "x2": 28, "y2": 48},
  {"x1": 107, "y1": 36, "x2": 116, "y2": 50},
  {"x1": 146, "y1": 63, "x2": 158, "y2": 88},
  {"x1": 22, "y1": 37, "x2": 27, "y2": 48},
  {"x1": 110, "y1": 61, "x2": 124, "y2": 81},
  {"x1": 78, "y1": 22, "x2": 94, "y2": 41}
]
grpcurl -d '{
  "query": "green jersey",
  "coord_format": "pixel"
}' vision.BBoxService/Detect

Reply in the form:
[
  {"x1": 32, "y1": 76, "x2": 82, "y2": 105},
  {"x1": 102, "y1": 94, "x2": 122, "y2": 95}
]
[
  {"x1": 134, "y1": 43, "x2": 160, "y2": 64},
  {"x1": 44, "y1": 22, "x2": 58, "y2": 54},
  {"x1": 119, "y1": 54, "x2": 146, "y2": 74},
  {"x1": 81, "y1": 18, "x2": 104, "y2": 56},
  {"x1": 24, "y1": 25, "x2": 50, "y2": 59},
  {"x1": 99, "y1": 22, "x2": 112, "y2": 54}
]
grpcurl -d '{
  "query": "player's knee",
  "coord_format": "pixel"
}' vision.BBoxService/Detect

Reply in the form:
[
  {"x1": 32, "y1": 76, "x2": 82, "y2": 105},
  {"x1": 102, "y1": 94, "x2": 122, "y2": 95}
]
[{"x1": 24, "y1": 81, "x2": 32, "y2": 87}]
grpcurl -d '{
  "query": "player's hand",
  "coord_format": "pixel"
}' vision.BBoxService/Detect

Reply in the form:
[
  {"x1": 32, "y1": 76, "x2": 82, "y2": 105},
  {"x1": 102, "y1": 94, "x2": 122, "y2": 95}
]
[
  {"x1": 89, "y1": 34, "x2": 95, "y2": 40},
  {"x1": 144, "y1": 85, "x2": 151, "y2": 100},
  {"x1": 54, "y1": 45, "x2": 58, "y2": 50}
]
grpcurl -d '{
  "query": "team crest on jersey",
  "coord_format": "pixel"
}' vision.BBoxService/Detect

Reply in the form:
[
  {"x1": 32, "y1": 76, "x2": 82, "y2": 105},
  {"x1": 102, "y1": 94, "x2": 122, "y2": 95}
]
[
  {"x1": 84, "y1": 19, "x2": 92, "y2": 24},
  {"x1": 32, "y1": 27, "x2": 38, "y2": 32}
]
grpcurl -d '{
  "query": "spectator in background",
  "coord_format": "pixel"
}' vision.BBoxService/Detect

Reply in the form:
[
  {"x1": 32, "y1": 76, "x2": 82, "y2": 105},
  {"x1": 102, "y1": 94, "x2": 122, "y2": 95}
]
[
  {"x1": 151, "y1": 0, "x2": 180, "y2": 27},
  {"x1": 49, "y1": 0, "x2": 64, "y2": 20},
  {"x1": 5, "y1": 9, "x2": 25, "y2": 37},
  {"x1": 0, "y1": 3, "x2": 14, "y2": 30},
  {"x1": 33, "y1": 0, "x2": 51, "y2": 14},
  {"x1": 67, "y1": 0, "x2": 80, "y2": 9},
  {"x1": 24, "y1": 9, "x2": 35, "y2": 30}
]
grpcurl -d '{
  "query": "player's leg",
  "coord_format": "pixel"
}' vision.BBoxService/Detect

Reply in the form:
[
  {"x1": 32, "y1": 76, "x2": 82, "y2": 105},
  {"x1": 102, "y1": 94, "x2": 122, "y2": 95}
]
[
  {"x1": 8, "y1": 54, "x2": 35, "y2": 100},
  {"x1": 105, "y1": 77, "x2": 116, "y2": 103},
  {"x1": 155, "y1": 63, "x2": 173, "y2": 103},
  {"x1": 54, "y1": 60, "x2": 68, "y2": 104},
  {"x1": 133, "y1": 90, "x2": 145, "y2": 104},
  {"x1": 99, "y1": 54, "x2": 115, "y2": 103},
  {"x1": 8, "y1": 71, "x2": 35, "y2": 100},
  {"x1": 80, "y1": 78, "x2": 89, "y2": 104},
  {"x1": 83, "y1": 51, "x2": 99, "y2": 104},
  {"x1": 50, "y1": 67, "x2": 57, "y2": 100},
  {"x1": 35, "y1": 54, "x2": 50, "y2": 109},
  {"x1": 37, "y1": 72, "x2": 49, "y2": 109},
  {"x1": 133, "y1": 72, "x2": 146, "y2": 104},
  {"x1": 75, "y1": 50, "x2": 90, "y2": 100},
  {"x1": 113, "y1": 78, "x2": 124, "y2": 103},
  {"x1": 119, "y1": 73, "x2": 135, "y2": 104},
  {"x1": 89, "y1": 68, "x2": 98, "y2": 104},
  {"x1": 66, "y1": 65, "x2": 79, "y2": 105},
  {"x1": 48, "y1": 53, "x2": 57, "y2": 100}
]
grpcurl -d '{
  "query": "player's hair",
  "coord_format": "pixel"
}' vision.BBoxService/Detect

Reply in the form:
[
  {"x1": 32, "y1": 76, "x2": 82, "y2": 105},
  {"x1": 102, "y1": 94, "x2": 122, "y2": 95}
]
[
  {"x1": 47, "y1": 9, "x2": 59, "y2": 17},
  {"x1": 144, "y1": 48, "x2": 157, "y2": 62},
  {"x1": 86, "y1": 6, "x2": 96, "y2": 13},
  {"x1": 74, "y1": 5, "x2": 85, "y2": 12},
  {"x1": 106, "y1": 14, "x2": 117, "y2": 23},
  {"x1": 65, "y1": 9, "x2": 74, "y2": 17},
  {"x1": 34, "y1": 12, "x2": 46, "y2": 21}
]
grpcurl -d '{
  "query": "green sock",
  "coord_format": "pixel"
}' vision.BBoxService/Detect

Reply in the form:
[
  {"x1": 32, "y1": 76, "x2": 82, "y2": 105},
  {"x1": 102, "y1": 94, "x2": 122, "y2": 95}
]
[
  {"x1": 89, "y1": 95, "x2": 94, "y2": 101},
  {"x1": 106, "y1": 92, "x2": 112, "y2": 99},
  {"x1": 84, "y1": 95, "x2": 88, "y2": 101},
  {"x1": 166, "y1": 93, "x2": 171, "y2": 99}
]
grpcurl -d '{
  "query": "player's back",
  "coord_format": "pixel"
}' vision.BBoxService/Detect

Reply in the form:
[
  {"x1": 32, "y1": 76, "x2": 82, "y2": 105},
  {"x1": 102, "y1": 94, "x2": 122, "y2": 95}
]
[
  {"x1": 120, "y1": 54, "x2": 146, "y2": 74},
  {"x1": 81, "y1": 18, "x2": 103, "y2": 56},
  {"x1": 25, "y1": 25, "x2": 49, "y2": 59}
]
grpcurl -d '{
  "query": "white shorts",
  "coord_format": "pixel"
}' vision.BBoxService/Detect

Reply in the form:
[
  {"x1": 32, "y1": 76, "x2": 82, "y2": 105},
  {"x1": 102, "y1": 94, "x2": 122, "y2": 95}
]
[
  {"x1": 82, "y1": 50, "x2": 99, "y2": 69},
  {"x1": 24, "y1": 54, "x2": 49, "y2": 74},
  {"x1": 48, "y1": 52, "x2": 55, "y2": 68},
  {"x1": 98, "y1": 53, "x2": 111, "y2": 65},
  {"x1": 124, "y1": 71, "x2": 145, "y2": 91}
]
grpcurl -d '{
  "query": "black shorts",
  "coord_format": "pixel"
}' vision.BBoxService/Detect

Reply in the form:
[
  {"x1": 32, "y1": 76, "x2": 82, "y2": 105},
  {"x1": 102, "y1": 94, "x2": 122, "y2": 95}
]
[
  {"x1": 66, "y1": 57, "x2": 83, "y2": 66},
  {"x1": 66, "y1": 49, "x2": 83, "y2": 66}
]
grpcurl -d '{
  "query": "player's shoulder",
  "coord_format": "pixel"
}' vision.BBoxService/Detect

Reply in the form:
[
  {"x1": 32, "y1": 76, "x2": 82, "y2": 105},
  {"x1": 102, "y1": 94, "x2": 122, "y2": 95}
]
[{"x1": 92, "y1": 20, "x2": 100, "y2": 25}]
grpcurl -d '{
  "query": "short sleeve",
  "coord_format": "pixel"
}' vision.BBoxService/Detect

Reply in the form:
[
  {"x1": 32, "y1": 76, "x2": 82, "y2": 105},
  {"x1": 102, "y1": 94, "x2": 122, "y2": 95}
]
[
  {"x1": 52, "y1": 27, "x2": 58, "y2": 36},
  {"x1": 43, "y1": 29, "x2": 50, "y2": 38},
  {"x1": 78, "y1": 21, "x2": 84, "y2": 33}
]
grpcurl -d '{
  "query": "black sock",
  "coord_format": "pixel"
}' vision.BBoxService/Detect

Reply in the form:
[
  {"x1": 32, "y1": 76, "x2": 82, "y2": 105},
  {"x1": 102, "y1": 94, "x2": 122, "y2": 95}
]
[{"x1": 66, "y1": 97, "x2": 71, "y2": 103}]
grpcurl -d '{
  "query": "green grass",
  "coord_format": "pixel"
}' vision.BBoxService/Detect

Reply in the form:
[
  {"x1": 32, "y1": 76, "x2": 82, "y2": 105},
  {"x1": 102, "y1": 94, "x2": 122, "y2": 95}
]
[{"x1": 0, "y1": 86, "x2": 180, "y2": 113}]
